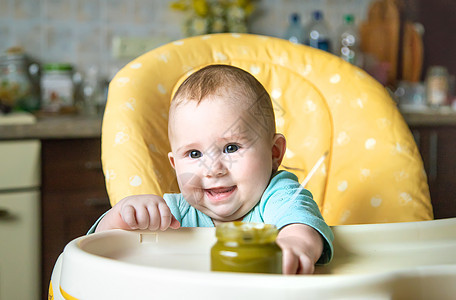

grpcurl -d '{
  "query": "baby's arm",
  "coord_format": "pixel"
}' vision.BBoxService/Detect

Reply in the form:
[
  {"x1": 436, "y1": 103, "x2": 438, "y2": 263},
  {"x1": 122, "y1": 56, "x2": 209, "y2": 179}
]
[
  {"x1": 276, "y1": 223, "x2": 324, "y2": 274},
  {"x1": 95, "y1": 195, "x2": 180, "y2": 233}
]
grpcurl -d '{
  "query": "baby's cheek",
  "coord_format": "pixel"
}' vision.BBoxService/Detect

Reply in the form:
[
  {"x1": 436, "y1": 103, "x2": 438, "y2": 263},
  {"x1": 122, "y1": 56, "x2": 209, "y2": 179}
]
[
  {"x1": 182, "y1": 190, "x2": 204, "y2": 207},
  {"x1": 177, "y1": 172, "x2": 201, "y2": 188},
  {"x1": 177, "y1": 172, "x2": 203, "y2": 202}
]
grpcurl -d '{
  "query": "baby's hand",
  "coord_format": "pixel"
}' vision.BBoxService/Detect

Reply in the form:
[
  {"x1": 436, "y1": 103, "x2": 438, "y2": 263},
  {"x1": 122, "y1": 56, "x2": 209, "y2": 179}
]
[
  {"x1": 96, "y1": 195, "x2": 180, "y2": 232},
  {"x1": 276, "y1": 224, "x2": 324, "y2": 274}
]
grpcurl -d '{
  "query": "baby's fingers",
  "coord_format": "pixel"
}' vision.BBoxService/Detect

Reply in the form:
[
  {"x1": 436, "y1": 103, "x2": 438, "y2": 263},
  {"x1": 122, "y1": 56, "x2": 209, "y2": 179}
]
[
  {"x1": 121, "y1": 205, "x2": 140, "y2": 229},
  {"x1": 157, "y1": 202, "x2": 180, "y2": 230},
  {"x1": 281, "y1": 250, "x2": 315, "y2": 274},
  {"x1": 169, "y1": 215, "x2": 181, "y2": 229},
  {"x1": 135, "y1": 205, "x2": 154, "y2": 230},
  {"x1": 281, "y1": 249, "x2": 299, "y2": 275},
  {"x1": 297, "y1": 255, "x2": 315, "y2": 274}
]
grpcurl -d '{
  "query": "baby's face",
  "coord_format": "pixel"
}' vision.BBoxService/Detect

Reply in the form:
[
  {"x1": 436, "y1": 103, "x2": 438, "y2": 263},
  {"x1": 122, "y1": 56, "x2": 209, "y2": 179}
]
[{"x1": 168, "y1": 96, "x2": 274, "y2": 223}]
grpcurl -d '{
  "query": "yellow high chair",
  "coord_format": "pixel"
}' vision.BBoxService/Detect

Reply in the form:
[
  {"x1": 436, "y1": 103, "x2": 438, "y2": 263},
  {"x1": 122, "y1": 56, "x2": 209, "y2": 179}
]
[{"x1": 101, "y1": 33, "x2": 432, "y2": 226}]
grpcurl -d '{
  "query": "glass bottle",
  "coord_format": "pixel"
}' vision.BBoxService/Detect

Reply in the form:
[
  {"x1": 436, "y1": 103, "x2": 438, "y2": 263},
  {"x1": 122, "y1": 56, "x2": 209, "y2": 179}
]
[
  {"x1": 337, "y1": 14, "x2": 360, "y2": 66},
  {"x1": 211, "y1": 222, "x2": 282, "y2": 274}
]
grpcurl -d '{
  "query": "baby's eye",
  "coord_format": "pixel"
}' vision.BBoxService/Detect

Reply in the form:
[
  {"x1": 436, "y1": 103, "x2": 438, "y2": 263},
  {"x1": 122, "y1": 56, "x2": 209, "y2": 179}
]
[
  {"x1": 224, "y1": 144, "x2": 239, "y2": 154},
  {"x1": 189, "y1": 150, "x2": 202, "y2": 159}
]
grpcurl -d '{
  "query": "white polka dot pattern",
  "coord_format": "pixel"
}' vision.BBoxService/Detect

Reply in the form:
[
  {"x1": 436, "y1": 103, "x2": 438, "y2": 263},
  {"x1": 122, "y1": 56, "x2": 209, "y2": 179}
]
[
  {"x1": 271, "y1": 89, "x2": 282, "y2": 99},
  {"x1": 129, "y1": 175, "x2": 142, "y2": 187},
  {"x1": 101, "y1": 33, "x2": 432, "y2": 225},
  {"x1": 371, "y1": 196, "x2": 382, "y2": 207},
  {"x1": 116, "y1": 77, "x2": 130, "y2": 86},
  {"x1": 130, "y1": 63, "x2": 142, "y2": 69},
  {"x1": 337, "y1": 181, "x2": 348, "y2": 192},
  {"x1": 114, "y1": 131, "x2": 129, "y2": 145},
  {"x1": 365, "y1": 138, "x2": 376, "y2": 150},
  {"x1": 330, "y1": 74, "x2": 341, "y2": 84}
]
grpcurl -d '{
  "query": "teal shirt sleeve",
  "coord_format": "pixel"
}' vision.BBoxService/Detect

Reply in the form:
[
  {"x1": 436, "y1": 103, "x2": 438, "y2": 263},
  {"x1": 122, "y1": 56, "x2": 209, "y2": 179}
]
[
  {"x1": 244, "y1": 171, "x2": 334, "y2": 264},
  {"x1": 163, "y1": 193, "x2": 214, "y2": 227}
]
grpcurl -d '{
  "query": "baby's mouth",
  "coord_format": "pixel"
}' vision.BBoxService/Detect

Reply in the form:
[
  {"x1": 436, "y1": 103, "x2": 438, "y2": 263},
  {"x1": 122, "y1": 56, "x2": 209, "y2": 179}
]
[{"x1": 204, "y1": 186, "x2": 236, "y2": 201}]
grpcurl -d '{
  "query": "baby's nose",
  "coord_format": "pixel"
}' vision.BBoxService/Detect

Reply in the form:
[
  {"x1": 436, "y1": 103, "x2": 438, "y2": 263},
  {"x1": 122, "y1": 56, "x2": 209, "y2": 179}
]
[{"x1": 203, "y1": 156, "x2": 228, "y2": 177}]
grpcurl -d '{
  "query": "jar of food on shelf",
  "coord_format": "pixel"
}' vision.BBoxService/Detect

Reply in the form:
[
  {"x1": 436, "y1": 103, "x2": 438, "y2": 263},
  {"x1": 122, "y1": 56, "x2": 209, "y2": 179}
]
[
  {"x1": 41, "y1": 63, "x2": 75, "y2": 112},
  {"x1": 425, "y1": 66, "x2": 449, "y2": 108},
  {"x1": 0, "y1": 48, "x2": 40, "y2": 112}
]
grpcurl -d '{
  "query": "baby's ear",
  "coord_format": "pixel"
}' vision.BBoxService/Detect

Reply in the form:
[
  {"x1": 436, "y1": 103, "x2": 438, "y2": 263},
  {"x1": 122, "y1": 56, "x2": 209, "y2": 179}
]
[
  {"x1": 271, "y1": 133, "x2": 286, "y2": 171},
  {"x1": 168, "y1": 152, "x2": 176, "y2": 169}
]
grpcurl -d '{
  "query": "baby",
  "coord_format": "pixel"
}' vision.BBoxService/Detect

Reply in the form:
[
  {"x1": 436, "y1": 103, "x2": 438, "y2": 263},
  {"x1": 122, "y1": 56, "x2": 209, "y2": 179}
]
[{"x1": 93, "y1": 64, "x2": 334, "y2": 274}]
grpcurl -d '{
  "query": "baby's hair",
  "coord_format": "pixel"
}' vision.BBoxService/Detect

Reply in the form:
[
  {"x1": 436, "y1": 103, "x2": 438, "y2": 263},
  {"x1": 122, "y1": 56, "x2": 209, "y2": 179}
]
[{"x1": 170, "y1": 64, "x2": 276, "y2": 137}]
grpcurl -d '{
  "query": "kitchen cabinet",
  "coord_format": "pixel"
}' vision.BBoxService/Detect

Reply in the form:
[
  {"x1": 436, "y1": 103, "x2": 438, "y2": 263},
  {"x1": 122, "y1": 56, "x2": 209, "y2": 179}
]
[
  {"x1": 41, "y1": 138, "x2": 111, "y2": 299},
  {"x1": 409, "y1": 125, "x2": 456, "y2": 219},
  {"x1": 0, "y1": 140, "x2": 41, "y2": 300},
  {"x1": 415, "y1": 0, "x2": 456, "y2": 77}
]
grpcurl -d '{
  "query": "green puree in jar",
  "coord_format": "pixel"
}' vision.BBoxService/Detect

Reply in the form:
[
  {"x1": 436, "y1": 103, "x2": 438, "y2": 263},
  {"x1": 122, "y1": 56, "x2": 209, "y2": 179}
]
[{"x1": 211, "y1": 222, "x2": 282, "y2": 274}]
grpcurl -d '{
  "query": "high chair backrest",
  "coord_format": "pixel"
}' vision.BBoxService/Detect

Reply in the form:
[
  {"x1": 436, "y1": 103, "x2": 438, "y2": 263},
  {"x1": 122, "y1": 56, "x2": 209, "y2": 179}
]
[{"x1": 102, "y1": 33, "x2": 432, "y2": 225}]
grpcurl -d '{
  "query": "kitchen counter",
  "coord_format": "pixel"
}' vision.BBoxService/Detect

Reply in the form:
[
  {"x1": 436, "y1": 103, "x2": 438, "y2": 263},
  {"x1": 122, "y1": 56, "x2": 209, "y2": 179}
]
[
  {"x1": 400, "y1": 107, "x2": 456, "y2": 126},
  {"x1": 0, "y1": 114, "x2": 103, "y2": 140},
  {"x1": 1, "y1": 108, "x2": 456, "y2": 141}
]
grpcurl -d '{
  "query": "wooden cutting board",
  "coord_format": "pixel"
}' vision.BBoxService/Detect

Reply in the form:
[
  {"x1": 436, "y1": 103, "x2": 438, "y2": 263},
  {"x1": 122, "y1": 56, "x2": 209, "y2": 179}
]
[
  {"x1": 360, "y1": 0, "x2": 400, "y2": 85},
  {"x1": 402, "y1": 22, "x2": 424, "y2": 82}
]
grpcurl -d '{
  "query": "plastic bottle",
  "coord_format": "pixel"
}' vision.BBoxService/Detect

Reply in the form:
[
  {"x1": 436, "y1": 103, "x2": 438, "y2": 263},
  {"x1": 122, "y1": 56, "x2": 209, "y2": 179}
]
[
  {"x1": 337, "y1": 14, "x2": 360, "y2": 65},
  {"x1": 306, "y1": 10, "x2": 331, "y2": 52},
  {"x1": 284, "y1": 13, "x2": 304, "y2": 44}
]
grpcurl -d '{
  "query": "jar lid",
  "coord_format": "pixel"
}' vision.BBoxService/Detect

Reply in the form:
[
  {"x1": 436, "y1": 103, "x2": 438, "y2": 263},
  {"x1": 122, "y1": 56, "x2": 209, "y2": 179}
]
[
  {"x1": 43, "y1": 63, "x2": 73, "y2": 72},
  {"x1": 0, "y1": 53, "x2": 26, "y2": 64},
  {"x1": 215, "y1": 222, "x2": 278, "y2": 243}
]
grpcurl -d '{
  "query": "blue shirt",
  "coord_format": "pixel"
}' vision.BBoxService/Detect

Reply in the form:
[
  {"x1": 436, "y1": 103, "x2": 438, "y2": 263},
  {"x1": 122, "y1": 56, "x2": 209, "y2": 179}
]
[
  {"x1": 163, "y1": 171, "x2": 333, "y2": 264},
  {"x1": 88, "y1": 171, "x2": 334, "y2": 264}
]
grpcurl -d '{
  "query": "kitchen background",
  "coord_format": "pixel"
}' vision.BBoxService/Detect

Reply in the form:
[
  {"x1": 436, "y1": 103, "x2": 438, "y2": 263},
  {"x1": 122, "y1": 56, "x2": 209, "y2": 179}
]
[
  {"x1": 0, "y1": 0, "x2": 375, "y2": 81},
  {"x1": 2, "y1": 0, "x2": 456, "y2": 108},
  {"x1": 1, "y1": 0, "x2": 456, "y2": 299}
]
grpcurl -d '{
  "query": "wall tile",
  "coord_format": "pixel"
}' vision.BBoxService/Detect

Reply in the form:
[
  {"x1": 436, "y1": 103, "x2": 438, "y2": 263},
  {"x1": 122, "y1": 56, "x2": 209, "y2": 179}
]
[
  {"x1": 2, "y1": 0, "x2": 374, "y2": 79},
  {"x1": 13, "y1": 0, "x2": 42, "y2": 20},
  {"x1": 44, "y1": 24, "x2": 75, "y2": 63},
  {"x1": 75, "y1": 24, "x2": 101, "y2": 54},
  {"x1": 0, "y1": 0, "x2": 12, "y2": 19},
  {"x1": 76, "y1": 0, "x2": 101, "y2": 22},
  {"x1": 0, "y1": 22, "x2": 13, "y2": 53},
  {"x1": 104, "y1": 0, "x2": 133, "y2": 23},
  {"x1": 44, "y1": 0, "x2": 74, "y2": 21},
  {"x1": 133, "y1": 0, "x2": 161, "y2": 25},
  {"x1": 14, "y1": 21, "x2": 42, "y2": 56}
]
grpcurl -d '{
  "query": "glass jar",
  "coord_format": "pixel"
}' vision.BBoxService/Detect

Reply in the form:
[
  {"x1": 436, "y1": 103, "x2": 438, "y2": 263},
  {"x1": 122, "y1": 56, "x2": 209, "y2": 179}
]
[
  {"x1": 41, "y1": 63, "x2": 74, "y2": 112},
  {"x1": 211, "y1": 222, "x2": 282, "y2": 274},
  {"x1": 0, "y1": 52, "x2": 38, "y2": 111},
  {"x1": 426, "y1": 66, "x2": 449, "y2": 107}
]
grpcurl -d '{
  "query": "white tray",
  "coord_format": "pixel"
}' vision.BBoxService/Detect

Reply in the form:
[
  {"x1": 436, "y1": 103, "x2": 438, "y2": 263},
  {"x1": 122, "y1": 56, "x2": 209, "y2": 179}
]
[{"x1": 51, "y1": 218, "x2": 456, "y2": 299}]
